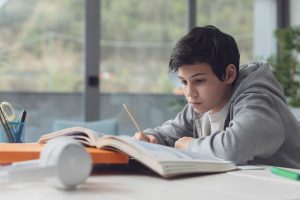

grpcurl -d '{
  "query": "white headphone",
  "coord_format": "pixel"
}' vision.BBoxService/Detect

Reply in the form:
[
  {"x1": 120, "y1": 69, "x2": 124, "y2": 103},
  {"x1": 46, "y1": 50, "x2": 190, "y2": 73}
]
[{"x1": 0, "y1": 137, "x2": 92, "y2": 190}]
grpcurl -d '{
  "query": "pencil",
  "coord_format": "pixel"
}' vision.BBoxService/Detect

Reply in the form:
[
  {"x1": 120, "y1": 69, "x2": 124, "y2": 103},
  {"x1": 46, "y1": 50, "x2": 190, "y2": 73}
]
[{"x1": 122, "y1": 104, "x2": 146, "y2": 136}]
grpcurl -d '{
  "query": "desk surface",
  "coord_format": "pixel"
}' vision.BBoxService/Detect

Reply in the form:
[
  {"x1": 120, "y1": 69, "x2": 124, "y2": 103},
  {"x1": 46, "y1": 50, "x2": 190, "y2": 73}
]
[{"x1": 1, "y1": 166, "x2": 300, "y2": 200}]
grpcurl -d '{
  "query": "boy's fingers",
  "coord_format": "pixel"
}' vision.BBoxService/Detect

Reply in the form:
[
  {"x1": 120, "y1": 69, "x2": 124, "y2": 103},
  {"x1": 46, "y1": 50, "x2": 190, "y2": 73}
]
[
  {"x1": 133, "y1": 132, "x2": 149, "y2": 142},
  {"x1": 147, "y1": 135, "x2": 158, "y2": 144}
]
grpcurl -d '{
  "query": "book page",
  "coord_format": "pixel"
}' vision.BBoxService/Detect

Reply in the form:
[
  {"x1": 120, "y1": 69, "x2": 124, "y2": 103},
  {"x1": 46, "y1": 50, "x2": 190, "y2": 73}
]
[
  {"x1": 38, "y1": 126, "x2": 103, "y2": 146},
  {"x1": 138, "y1": 142, "x2": 226, "y2": 162},
  {"x1": 97, "y1": 135, "x2": 237, "y2": 177},
  {"x1": 99, "y1": 135, "x2": 229, "y2": 163}
]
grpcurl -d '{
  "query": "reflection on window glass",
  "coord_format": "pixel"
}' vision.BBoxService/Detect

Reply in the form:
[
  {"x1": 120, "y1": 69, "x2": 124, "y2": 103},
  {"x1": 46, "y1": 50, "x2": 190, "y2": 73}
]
[
  {"x1": 101, "y1": 0, "x2": 187, "y2": 94},
  {"x1": 0, "y1": 0, "x2": 84, "y2": 92},
  {"x1": 197, "y1": 0, "x2": 254, "y2": 64}
]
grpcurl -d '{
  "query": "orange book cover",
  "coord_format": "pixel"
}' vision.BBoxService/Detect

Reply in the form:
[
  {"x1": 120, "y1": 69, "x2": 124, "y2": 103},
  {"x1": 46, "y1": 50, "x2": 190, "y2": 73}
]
[{"x1": 0, "y1": 143, "x2": 128, "y2": 165}]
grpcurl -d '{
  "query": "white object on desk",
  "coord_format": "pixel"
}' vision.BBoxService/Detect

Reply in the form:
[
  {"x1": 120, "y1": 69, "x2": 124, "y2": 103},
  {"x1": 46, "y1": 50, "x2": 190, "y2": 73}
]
[
  {"x1": 0, "y1": 137, "x2": 92, "y2": 190},
  {"x1": 237, "y1": 165, "x2": 264, "y2": 170}
]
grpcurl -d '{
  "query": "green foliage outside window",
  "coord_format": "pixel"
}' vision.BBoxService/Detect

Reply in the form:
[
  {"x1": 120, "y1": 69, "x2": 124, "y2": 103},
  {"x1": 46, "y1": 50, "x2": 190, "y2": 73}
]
[{"x1": 268, "y1": 26, "x2": 300, "y2": 107}]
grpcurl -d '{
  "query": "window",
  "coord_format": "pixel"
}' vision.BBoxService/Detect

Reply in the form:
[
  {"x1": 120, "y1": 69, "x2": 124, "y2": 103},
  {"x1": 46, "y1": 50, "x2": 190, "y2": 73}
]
[
  {"x1": 197, "y1": 0, "x2": 254, "y2": 63},
  {"x1": 0, "y1": 0, "x2": 85, "y2": 142},
  {"x1": 0, "y1": 0, "x2": 84, "y2": 92},
  {"x1": 0, "y1": 0, "x2": 282, "y2": 140},
  {"x1": 100, "y1": 0, "x2": 187, "y2": 93}
]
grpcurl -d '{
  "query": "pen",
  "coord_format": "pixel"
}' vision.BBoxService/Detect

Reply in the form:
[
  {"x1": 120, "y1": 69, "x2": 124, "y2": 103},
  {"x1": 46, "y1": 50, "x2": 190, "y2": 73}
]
[
  {"x1": 122, "y1": 104, "x2": 148, "y2": 139},
  {"x1": 271, "y1": 166, "x2": 300, "y2": 181},
  {"x1": 15, "y1": 110, "x2": 27, "y2": 143}
]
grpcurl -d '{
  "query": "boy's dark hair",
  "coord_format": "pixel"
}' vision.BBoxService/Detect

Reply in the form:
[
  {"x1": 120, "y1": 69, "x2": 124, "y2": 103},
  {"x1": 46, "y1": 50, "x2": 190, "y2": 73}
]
[{"x1": 169, "y1": 25, "x2": 240, "y2": 81}]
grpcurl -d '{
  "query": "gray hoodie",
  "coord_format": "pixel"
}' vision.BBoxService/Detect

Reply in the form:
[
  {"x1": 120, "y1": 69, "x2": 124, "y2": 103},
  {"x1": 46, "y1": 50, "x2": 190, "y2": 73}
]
[{"x1": 144, "y1": 62, "x2": 300, "y2": 168}]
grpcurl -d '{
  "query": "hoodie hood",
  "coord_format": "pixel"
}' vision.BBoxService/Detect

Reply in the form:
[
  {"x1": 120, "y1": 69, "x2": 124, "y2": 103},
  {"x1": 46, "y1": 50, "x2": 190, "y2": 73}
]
[{"x1": 230, "y1": 62, "x2": 285, "y2": 103}]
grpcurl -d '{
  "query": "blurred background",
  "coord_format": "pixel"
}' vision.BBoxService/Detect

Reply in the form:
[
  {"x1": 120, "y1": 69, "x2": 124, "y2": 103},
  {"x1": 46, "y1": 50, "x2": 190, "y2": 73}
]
[{"x1": 0, "y1": 0, "x2": 299, "y2": 142}]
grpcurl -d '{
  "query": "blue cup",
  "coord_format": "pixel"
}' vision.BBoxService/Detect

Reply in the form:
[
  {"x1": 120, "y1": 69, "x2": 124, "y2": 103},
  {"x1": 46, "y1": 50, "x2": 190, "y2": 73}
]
[{"x1": 0, "y1": 122, "x2": 25, "y2": 143}]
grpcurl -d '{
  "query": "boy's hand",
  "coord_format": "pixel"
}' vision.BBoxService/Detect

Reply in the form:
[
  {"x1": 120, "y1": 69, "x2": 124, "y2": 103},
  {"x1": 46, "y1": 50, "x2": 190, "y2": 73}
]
[
  {"x1": 175, "y1": 137, "x2": 193, "y2": 150},
  {"x1": 133, "y1": 132, "x2": 158, "y2": 144}
]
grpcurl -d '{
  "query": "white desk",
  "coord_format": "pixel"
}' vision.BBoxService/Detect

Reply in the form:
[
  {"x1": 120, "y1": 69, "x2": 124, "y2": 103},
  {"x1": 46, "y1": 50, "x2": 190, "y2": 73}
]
[{"x1": 1, "y1": 166, "x2": 300, "y2": 200}]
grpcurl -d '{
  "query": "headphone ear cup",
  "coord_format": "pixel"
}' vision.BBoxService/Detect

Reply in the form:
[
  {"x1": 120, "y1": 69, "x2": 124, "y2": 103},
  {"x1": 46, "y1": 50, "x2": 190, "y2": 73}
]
[
  {"x1": 45, "y1": 138, "x2": 92, "y2": 189},
  {"x1": 0, "y1": 137, "x2": 92, "y2": 190}
]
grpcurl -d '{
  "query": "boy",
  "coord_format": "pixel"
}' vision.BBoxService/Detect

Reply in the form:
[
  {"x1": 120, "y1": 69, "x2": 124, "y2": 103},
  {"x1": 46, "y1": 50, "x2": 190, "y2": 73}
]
[{"x1": 134, "y1": 25, "x2": 300, "y2": 168}]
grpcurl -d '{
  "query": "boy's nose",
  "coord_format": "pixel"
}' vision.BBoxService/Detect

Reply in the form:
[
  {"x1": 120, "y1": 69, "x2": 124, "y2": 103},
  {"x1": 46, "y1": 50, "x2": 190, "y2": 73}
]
[{"x1": 186, "y1": 85, "x2": 197, "y2": 97}]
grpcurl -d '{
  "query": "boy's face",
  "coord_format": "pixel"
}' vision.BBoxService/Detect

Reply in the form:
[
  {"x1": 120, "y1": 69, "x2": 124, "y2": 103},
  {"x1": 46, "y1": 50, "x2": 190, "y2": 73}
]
[{"x1": 178, "y1": 63, "x2": 235, "y2": 114}]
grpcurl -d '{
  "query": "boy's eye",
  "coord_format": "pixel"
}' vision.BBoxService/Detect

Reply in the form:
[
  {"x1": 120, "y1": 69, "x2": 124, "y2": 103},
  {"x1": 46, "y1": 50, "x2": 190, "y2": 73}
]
[
  {"x1": 180, "y1": 80, "x2": 187, "y2": 85},
  {"x1": 195, "y1": 79, "x2": 205, "y2": 84}
]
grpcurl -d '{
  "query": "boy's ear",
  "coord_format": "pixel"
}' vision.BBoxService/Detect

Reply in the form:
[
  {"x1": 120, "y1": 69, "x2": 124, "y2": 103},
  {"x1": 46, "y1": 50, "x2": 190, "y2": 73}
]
[{"x1": 224, "y1": 64, "x2": 237, "y2": 84}]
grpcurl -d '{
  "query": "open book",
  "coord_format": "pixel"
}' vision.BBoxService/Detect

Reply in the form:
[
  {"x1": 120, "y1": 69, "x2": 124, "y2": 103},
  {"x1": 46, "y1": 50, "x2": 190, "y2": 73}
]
[
  {"x1": 38, "y1": 127, "x2": 237, "y2": 178},
  {"x1": 38, "y1": 126, "x2": 104, "y2": 147}
]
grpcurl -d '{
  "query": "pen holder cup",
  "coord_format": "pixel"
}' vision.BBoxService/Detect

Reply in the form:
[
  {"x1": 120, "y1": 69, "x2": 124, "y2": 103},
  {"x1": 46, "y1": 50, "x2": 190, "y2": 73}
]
[{"x1": 0, "y1": 122, "x2": 25, "y2": 143}]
